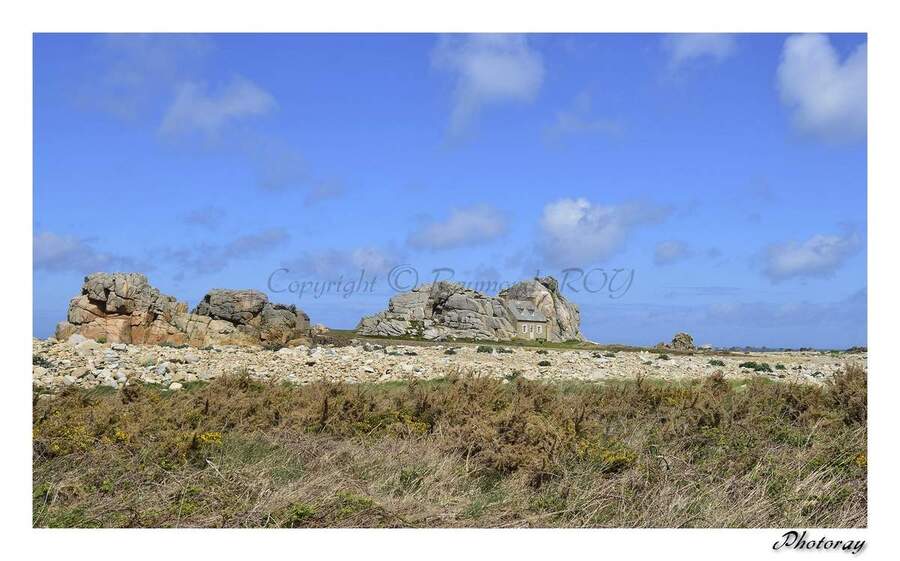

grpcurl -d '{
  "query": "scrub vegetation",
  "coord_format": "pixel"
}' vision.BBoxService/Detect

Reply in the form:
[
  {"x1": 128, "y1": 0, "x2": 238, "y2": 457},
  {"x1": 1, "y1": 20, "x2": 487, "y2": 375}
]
[{"x1": 33, "y1": 366, "x2": 866, "y2": 528}]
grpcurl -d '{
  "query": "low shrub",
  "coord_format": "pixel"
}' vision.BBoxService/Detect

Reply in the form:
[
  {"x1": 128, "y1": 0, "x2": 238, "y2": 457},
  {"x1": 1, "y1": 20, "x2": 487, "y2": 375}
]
[
  {"x1": 739, "y1": 361, "x2": 773, "y2": 373},
  {"x1": 33, "y1": 355, "x2": 54, "y2": 368},
  {"x1": 32, "y1": 365, "x2": 867, "y2": 528}
]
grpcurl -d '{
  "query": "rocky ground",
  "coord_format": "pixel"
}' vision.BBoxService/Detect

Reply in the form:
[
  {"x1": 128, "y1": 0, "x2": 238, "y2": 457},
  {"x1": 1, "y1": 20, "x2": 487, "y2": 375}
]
[{"x1": 32, "y1": 334, "x2": 867, "y2": 394}]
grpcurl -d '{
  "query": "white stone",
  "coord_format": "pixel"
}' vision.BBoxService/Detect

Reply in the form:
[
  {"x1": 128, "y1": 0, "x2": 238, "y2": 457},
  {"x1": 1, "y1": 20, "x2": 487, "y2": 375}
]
[{"x1": 67, "y1": 333, "x2": 88, "y2": 345}]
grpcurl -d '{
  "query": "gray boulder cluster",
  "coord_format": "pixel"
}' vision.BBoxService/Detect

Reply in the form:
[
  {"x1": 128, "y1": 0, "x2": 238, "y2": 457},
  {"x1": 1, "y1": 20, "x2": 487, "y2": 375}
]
[
  {"x1": 55, "y1": 273, "x2": 310, "y2": 347},
  {"x1": 356, "y1": 276, "x2": 583, "y2": 343}
]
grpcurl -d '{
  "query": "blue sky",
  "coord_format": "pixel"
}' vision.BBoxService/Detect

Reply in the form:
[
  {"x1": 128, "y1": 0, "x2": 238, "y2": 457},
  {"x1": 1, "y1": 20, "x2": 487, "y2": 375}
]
[{"x1": 33, "y1": 33, "x2": 867, "y2": 348}]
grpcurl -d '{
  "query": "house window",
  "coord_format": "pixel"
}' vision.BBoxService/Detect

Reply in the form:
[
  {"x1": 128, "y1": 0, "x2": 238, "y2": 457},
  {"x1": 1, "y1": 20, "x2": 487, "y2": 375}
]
[
  {"x1": 537, "y1": 325, "x2": 542, "y2": 333},
  {"x1": 522, "y1": 324, "x2": 527, "y2": 333}
]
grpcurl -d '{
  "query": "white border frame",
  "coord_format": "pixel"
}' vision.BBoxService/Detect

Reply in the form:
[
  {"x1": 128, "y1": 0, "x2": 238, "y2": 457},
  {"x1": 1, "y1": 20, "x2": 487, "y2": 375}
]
[{"x1": 5, "y1": 1, "x2": 896, "y2": 559}]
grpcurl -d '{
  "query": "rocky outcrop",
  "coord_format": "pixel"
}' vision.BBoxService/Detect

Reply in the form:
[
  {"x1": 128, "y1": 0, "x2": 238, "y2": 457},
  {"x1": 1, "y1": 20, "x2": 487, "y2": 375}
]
[
  {"x1": 356, "y1": 276, "x2": 583, "y2": 342},
  {"x1": 498, "y1": 276, "x2": 582, "y2": 342},
  {"x1": 54, "y1": 273, "x2": 309, "y2": 347},
  {"x1": 671, "y1": 332, "x2": 695, "y2": 351},
  {"x1": 192, "y1": 289, "x2": 310, "y2": 347}
]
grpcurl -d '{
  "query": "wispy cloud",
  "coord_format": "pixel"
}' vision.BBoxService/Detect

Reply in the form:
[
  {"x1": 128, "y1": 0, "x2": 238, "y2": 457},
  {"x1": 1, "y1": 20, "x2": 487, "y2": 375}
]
[
  {"x1": 432, "y1": 34, "x2": 544, "y2": 136},
  {"x1": 662, "y1": 33, "x2": 737, "y2": 71},
  {"x1": 762, "y1": 229, "x2": 862, "y2": 282},
  {"x1": 81, "y1": 34, "x2": 214, "y2": 121},
  {"x1": 538, "y1": 198, "x2": 670, "y2": 267},
  {"x1": 282, "y1": 246, "x2": 401, "y2": 277},
  {"x1": 408, "y1": 205, "x2": 507, "y2": 250},
  {"x1": 162, "y1": 228, "x2": 290, "y2": 277},
  {"x1": 707, "y1": 287, "x2": 866, "y2": 329},
  {"x1": 160, "y1": 76, "x2": 276, "y2": 137},
  {"x1": 303, "y1": 180, "x2": 345, "y2": 206},
  {"x1": 81, "y1": 35, "x2": 342, "y2": 204},
  {"x1": 181, "y1": 206, "x2": 226, "y2": 230},
  {"x1": 777, "y1": 34, "x2": 867, "y2": 142},
  {"x1": 662, "y1": 285, "x2": 742, "y2": 298},
  {"x1": 545, "y1": 92, "x2": 624, "y2": 143},
  {"x1": 654, "y1": 240, "x2": 692, "y2": 266},
  {"x1": 33, "y1": 232, "x2": 151, "y2": 273}
]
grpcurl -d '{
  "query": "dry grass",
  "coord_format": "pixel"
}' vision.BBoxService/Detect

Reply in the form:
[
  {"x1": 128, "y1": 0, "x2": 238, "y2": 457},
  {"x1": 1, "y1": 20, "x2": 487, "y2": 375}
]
[{"x1": 32, "y1": 366, "x2": 866, "y2": 528}]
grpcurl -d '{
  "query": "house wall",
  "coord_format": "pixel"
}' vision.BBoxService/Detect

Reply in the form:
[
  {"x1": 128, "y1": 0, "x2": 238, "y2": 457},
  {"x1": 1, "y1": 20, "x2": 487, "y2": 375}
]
[{"x1": 516, "y1": 320, "x2": 547, "y2": 340}]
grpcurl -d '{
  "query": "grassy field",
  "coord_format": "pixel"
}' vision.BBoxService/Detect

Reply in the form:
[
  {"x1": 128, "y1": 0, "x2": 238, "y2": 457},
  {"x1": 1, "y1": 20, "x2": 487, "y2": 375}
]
[{"x1": 32, "y1": 366, "x2": 866, "y2": 528}]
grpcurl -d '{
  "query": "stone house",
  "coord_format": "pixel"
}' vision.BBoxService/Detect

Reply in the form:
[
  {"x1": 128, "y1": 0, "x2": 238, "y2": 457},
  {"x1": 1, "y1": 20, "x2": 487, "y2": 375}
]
[{"x1": 507, "y1": 300, "x2": 548, "y2": 340}]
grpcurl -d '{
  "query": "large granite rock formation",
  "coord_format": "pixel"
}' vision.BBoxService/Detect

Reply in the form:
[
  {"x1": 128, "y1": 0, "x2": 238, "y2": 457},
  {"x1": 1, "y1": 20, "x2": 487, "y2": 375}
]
[
  {"x1": 54, "y1": 273, "x2": 309, "y2": 347},
  {"x1": 356, "y1": 276, "x2": 583, "y2": 342},
  {"x1": 498, "y1": 276, "x2": 582, "y2": 342}
]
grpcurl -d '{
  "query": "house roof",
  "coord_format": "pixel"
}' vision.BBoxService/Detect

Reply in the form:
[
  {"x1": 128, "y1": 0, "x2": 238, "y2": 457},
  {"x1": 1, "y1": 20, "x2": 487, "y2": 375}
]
[{"x1": 506, "y1": 300, "x2": 547, "y2": 322}]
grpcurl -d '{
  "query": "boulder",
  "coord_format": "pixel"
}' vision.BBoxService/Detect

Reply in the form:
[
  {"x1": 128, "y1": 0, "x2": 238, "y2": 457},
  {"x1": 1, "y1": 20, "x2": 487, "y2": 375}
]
[
  {"x1": 192, "y1": 289, "x2": 310, "y2": 346},
  {"x1": 356, "y1": 276, "x2": 583, "y2": 343},
  {"x1": 671, "y1": 332, "x2": 695, "y2": 351},
  {"x1": 54, "y1": 273, "x2": 310, "y2": 348},
  {"x1": 193, "y1": 289, "x2": 267, "y2": 324}
]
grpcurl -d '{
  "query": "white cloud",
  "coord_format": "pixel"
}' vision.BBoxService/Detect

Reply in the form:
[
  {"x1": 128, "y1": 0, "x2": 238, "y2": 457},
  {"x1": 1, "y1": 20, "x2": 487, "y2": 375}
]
[
  {"x1": 349, "y1": 247, "x2": 397, "y2": 274},
  {"x1": 545, "y1": 92, "x2": 624, "y2": 142},
  {"x1": 654, "y1": 240, "x2": 692, "y2": 266},
  {"x1": 83, "y1": 34, "x2": 214, "y2": 120},
  {"x1": 162, "y1": 228, "x2": 290, "y2": 277},
  {"x1": 432, "y1": 34, "x2": 544, "y2": 135},
  {"x1": 707, "y1": 288, "x2": 866, "y2": 329},
  {"x1": 777, "y1": 34, "x2": 867, "y2": 142},
  {"x1": 539, "y1": 198, "x2": 669, "y2": 266},
  {"x1": 763, "y1": 230, "x2": 861, "y2": 282},
  {"x1": 283, "y1": 246, "x2": 400, "y2": 276},
  {"x1": 222, "y1": 229, "x2": 289, "y2": 259},
  {"x1": 33, "y1": 232, "x2": 147, "y2": 273},
  {"x1": 662, "y1": 34, "x2": 736, "y2": 69},
  {"x1": 408, "y1": 205, "x2": 507, "y2": 250},
  {"x1": 160, "y1": 75, "x2": 276, "y2": 136},
  {"x1": 304, "y1": 180, "x2": 345, "y2": 206}
]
